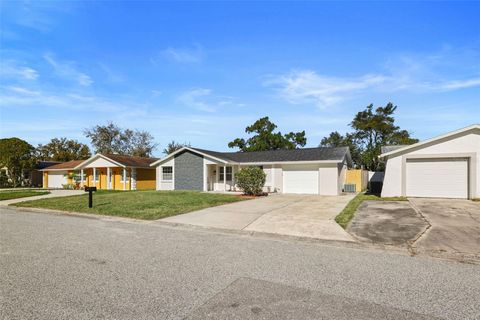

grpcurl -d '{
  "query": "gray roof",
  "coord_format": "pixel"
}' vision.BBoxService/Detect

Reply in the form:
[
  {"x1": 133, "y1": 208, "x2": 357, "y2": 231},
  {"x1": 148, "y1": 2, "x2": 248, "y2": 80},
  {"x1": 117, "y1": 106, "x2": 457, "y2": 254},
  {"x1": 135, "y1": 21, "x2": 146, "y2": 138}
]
[
  {"x1": 381, "y1": 145, "x2": 408, "y2": 154},
  {"x1": 191, "y1": 147, "x2": 350, "y2": 163}
]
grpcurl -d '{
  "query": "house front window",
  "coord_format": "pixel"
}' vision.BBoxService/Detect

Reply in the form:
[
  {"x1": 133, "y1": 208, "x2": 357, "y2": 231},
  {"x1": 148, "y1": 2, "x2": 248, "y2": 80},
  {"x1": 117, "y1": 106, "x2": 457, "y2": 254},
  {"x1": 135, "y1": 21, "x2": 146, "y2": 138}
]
[
  {"x1": 162, "y1": 166, "x2": 173, "y2": 181},
  {"x1": 219, "y1": 167, "x2": 232, "y2": 181},
  {"x1": 94, "y1": 170, "x2": 100, "y2": 182}
]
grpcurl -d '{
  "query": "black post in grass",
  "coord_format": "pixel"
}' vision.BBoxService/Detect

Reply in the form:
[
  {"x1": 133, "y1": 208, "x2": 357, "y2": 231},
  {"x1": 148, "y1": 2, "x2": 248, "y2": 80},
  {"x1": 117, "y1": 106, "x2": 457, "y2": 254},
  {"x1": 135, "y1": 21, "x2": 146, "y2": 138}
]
[{"x1": 84, "y1": 187, "x2": 97, "y2": 208}]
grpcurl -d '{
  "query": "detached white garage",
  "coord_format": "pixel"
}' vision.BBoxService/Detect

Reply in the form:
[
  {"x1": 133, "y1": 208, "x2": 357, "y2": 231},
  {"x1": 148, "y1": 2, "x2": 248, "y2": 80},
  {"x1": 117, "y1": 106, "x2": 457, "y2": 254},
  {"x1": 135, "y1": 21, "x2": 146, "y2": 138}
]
[{"x1": 381, "y1": 125, "x2": 479, "y2": 199}]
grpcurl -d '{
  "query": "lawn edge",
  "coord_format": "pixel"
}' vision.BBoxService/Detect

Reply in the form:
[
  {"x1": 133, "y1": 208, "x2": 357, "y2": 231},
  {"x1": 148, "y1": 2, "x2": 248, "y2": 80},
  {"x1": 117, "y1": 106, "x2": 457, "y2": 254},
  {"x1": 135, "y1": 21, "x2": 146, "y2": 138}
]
[
  {"x1": 335, "y1": 193, "x2": 408, "y2": 229},
  {"x1": 0, "y1": 190, "x2": 50, "y2": 201}
]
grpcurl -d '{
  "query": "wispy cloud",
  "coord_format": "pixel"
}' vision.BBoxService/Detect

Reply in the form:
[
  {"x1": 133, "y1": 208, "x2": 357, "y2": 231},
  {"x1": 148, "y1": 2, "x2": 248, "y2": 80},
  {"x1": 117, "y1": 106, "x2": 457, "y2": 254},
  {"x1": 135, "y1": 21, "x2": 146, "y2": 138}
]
[
  {"x1": 155, "y1": 44, "x2": 205, "y2": 64},
  {"x1": 2, "y1": 1, "x2": 74, "y2": 33},
  {"x1": 43, "y1": 53, "x2": 93, "y2": 86},
  {"x1": 177, "y1": 88, "x2": 216, "y2": 112},
  {"x1": 177, "y1": 88, "x2": 242, "y2": 112},
  {"x1": 0, "y1": 61, "x2": 39, "y2": 80},
  {"x1": 266, "y1": 48, "x2": 480, "y2": 108},
  {"x1": 266, "y1": 71, "x2": 386, "y2": 107},
  {"x1": 0, "y1": 86, "x2": 136, "y2": 114}
]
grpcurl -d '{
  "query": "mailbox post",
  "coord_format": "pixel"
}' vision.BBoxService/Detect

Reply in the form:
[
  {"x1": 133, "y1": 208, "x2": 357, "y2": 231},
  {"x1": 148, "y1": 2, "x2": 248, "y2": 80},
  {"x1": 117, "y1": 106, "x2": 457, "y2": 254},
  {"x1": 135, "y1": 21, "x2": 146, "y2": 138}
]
[{"x1": 84, "y1": 187, "x2": 97, "y2": 208}]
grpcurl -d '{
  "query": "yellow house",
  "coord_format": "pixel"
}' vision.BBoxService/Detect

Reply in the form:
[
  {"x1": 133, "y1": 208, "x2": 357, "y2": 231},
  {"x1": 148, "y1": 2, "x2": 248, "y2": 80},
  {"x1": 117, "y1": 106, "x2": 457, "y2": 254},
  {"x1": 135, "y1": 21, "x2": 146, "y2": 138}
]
[{"x1": 41, "y1": 154, "x2": 157, "y2": 190}]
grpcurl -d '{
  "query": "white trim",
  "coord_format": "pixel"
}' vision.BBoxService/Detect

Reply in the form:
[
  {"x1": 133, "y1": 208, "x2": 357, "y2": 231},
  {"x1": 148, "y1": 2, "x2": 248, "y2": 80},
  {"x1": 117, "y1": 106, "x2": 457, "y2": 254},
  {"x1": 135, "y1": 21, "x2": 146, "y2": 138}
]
[
  {"x1": 123, "y1": 168, "x2": 126, "y2": 190},
  {"x1": 380, "y1": 124, "x2": 480, "y2": 158},
  {"x1": 74, "y1": 154, "x2": 125, "y2": 170},
  {"x1": 236, "y1": 160, "x2": 342, "y2": 165},
  {"x1": 150, "y1": 147, "x2": 228, "y2": 166},
  {"x1": 107, "y1": 167, "x2": 111, "y2": 190}
]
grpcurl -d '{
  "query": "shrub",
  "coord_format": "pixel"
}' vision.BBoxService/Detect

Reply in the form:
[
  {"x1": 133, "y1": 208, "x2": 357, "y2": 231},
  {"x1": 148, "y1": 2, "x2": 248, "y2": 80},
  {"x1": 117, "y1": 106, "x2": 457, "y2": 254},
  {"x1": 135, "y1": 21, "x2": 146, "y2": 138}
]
[{"x1": 235, "y1": 167, "x2": 266, "y2": 196}]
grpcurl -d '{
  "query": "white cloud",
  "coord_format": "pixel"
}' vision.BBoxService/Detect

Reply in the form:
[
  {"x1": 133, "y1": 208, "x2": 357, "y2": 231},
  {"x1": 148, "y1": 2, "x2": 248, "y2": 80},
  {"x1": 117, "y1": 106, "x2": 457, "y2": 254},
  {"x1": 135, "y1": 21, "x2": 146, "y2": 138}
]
[
  {"x1": 0, "y1": 86, "x2": 139, "y2": 114},
  {"x1": 0, "y1": 61, "x2": 39, "y2": 80},
  {"x1": 266, "y1": 48, "x2": 480, "y2": 108},
  {"x1": 266, "y1": 70, "x2": 387, "y2": 107},
  {"x1": 176, "y1": 88, "x2": 243, "y2": 113},
  {"x1": 43, "y1": 53, "x2": 93, "y2": 86},
  {"x1": 177, "y1": 88, "x2": 215, "y2": 112},
  {"x1": 156, "y1": 45, "x2": 204, "y2": 64}
]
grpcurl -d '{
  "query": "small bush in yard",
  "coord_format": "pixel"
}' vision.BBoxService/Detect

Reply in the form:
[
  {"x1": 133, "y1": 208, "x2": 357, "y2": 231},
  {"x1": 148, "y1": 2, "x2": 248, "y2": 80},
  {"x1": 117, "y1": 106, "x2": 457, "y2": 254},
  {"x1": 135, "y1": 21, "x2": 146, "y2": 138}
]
[{"x1": 235, "y1": 167, "x2": 266, "y2": 196}]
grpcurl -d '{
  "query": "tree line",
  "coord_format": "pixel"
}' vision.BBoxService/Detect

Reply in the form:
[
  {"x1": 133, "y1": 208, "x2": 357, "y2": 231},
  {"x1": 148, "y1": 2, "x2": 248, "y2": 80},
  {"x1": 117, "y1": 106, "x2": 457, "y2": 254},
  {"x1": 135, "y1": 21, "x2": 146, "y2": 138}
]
[{"x1": 0, "y1": 102, "x2": 417, "y2": 187}]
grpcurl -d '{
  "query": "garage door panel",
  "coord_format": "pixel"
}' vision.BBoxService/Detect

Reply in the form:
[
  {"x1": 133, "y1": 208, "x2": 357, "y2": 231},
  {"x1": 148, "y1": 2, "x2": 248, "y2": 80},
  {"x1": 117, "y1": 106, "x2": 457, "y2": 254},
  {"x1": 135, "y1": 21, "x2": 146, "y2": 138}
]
[
  {"x1": 48, "y1": 172, "x2": 67, "y2": 188},
  {"x1": 283, "y1": 165, "x2": 319, "y2": 194},
  {"x1": 406, "y1": 159, "x2": 468, "y2": 199}
]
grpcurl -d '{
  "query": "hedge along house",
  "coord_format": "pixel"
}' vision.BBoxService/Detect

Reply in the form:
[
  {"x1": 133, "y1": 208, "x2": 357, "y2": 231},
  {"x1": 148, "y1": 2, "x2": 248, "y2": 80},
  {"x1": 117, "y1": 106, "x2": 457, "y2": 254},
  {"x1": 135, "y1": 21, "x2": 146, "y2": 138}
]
[
  {"x1": 41, "y1": 154, "x2": 157, "y2": 190},
  {"x1": 151, "y1": 147, "x2": 352, "y2": 195}
]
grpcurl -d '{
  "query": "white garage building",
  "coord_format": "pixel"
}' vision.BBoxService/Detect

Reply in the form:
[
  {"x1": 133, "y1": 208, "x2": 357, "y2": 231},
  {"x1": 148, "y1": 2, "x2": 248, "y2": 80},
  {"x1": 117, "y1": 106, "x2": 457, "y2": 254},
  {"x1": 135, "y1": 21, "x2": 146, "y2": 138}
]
[
  {"x1": 151, "y1": 146, "x2": 352, "y2": 195},
  {"x1": 381, "y1": 125, "x2": 480, "y2": 199}
]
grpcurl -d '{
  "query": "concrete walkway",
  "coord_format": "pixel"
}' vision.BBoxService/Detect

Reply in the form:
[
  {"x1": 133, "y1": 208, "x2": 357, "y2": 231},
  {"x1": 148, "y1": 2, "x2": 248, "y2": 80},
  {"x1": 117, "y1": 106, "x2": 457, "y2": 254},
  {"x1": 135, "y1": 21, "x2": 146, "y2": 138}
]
[
  {"x1": 0, "y1": 190, "x2": 84, "y2": 206},
  {"x1": 162, "y1": 194, "x2": 356, "y2": 242}
]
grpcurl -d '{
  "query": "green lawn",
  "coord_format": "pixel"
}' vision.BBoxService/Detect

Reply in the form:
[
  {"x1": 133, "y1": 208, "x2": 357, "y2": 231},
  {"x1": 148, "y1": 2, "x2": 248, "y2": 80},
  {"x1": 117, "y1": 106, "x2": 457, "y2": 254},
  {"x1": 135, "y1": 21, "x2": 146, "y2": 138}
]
[
  {"x1": 335, "y1": 193, "x2": 407, "y2": 229},
  {"x1": 13, "y1": 190, "x2": 246, "y2": 220},
  {"x1": 0, "y1": 190, "x2": 50, "y2": 201}
]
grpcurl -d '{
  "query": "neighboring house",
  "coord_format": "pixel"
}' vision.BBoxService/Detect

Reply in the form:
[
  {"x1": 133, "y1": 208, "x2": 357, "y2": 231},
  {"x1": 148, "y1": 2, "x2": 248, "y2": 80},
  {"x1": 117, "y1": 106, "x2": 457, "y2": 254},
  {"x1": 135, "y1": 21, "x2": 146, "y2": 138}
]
[
  {"x1": 1, "y1": 161, "x2": 60, "y2": 187},
  {"x1": 41, "y1": 154, "x2": 157, "y2": 190},
  {"x1": 151, "y1": 147, "x2": 352, "y2": 195},
  {"x1": 380, "y1": 124, "x2": 479, "y2": 199}
]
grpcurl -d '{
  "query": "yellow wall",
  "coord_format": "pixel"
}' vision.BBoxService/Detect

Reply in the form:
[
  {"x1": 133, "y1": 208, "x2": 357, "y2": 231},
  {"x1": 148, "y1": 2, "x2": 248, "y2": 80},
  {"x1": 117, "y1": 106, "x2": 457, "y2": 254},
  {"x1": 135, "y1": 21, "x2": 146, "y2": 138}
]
[
  {"x1": 112, "y1": 167, "x2": 131, "y2": 190},
  {"x1": 76, "y1": 167, "x2": 154, "y2": 190},
  {"x1": 136, "y1": 168, "x2": 156, "y2": 190},
  {"x1": 43, "y1": 172, "x2": 48, "y2": 188},
  {"x1": 345, "y1": 169, "x2": 368, "y2": 192}
]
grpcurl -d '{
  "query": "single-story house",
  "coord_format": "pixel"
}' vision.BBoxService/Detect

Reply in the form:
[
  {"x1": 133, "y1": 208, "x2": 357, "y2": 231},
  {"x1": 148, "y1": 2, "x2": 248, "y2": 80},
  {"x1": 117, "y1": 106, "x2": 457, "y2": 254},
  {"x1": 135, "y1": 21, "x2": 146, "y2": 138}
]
[
  {"x1": 150, "y1": 147, "x2": 352, "y2": 195},
  {"x1": 41, "y1": 154, "x2": 157, "y2": 190},
  {"x1": 380, "y1": 124, "x2": 479, "y2": 199}
]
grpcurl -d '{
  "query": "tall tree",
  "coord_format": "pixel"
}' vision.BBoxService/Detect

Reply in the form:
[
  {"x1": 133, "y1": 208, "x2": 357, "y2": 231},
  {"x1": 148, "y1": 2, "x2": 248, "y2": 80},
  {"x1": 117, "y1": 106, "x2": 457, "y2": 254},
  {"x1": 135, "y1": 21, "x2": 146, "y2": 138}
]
[
  {"x1": 36, "y1": 138, "x2": 91, "y2": 161},
  {"x1": 228, "y1": 117, "x2": 307, "y2": 152},
  {"x1": 320, "y1": 103, "x2": 418, "y2": 171},
  {"x1": 351, "y1": 103, "x2": 418, "y2": 170},
  {"x1": 0, "y1": 138, "x2": 35, "y2": 187},
  {"x1": 319, "y1": 131, "x2": 361, "y2": 166},
  {"x1": 84, "y1": 122, "x2": 157, "y2": 157},
  {"x1": 163, "y1": 141, "x2": 191, "y2": 155}
]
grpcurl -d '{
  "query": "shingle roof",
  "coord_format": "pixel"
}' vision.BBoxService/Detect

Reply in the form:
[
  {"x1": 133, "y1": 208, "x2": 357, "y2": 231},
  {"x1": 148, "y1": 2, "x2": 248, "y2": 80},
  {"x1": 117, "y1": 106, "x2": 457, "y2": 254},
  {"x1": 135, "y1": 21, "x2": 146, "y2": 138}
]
[
  {"x1": 380, "y1": 145, "x2": 409, "y2": 154},
  {"x1": 36, "y1": 161, "x2": 62, "y2": 169},
  {"x1": 191, "y1": 147, "x2": 349, "y2": 163},
  {"x1": 102, "y1": 154, "x2": 158, "y2": 168},
  {"x1": 43, "y1": 160, "x2": 85, "y2": 170}
]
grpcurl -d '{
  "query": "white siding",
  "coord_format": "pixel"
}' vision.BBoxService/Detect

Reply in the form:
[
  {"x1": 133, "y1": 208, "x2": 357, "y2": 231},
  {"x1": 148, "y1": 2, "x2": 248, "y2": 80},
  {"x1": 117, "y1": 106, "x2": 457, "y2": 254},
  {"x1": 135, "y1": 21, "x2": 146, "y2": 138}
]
[
  {"x1": 85, "y1": 157, "x2": 119, "y2": 168},
  {"x1": 319, "y1": 165, "x2": 339, "y2": 195},
  {"x1": 157, "y1": 158, "x2": 174, "y2": 190}
]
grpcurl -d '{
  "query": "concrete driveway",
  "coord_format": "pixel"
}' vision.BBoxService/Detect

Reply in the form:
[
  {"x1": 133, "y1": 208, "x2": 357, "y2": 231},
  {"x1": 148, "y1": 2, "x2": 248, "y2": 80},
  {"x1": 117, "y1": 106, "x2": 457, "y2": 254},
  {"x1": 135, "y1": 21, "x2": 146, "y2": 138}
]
[
  {"x1": 348, "y1": 198, "x2": 480, "y2": 261},
  {"x1": 0, "y1": 189, "x2": 84, "y2": 206},
  {"x1": 410, "y1": 198, "x2": 480, "y2": 259},
  {"x1": 162, "y1": 194, "x2": 355, "y2": 242}
]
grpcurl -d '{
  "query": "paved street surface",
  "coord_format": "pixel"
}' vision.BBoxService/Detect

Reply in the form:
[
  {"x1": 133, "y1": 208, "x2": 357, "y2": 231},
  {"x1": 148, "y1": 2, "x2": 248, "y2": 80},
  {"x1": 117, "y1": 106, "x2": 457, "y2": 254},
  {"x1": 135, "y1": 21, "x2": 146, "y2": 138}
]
[
  {"x1": 163, "y1": 194, "x2": 355, "y2": 242},
  {"x1": 1, "y1": 207, "x2": 479, "y2": 320}
]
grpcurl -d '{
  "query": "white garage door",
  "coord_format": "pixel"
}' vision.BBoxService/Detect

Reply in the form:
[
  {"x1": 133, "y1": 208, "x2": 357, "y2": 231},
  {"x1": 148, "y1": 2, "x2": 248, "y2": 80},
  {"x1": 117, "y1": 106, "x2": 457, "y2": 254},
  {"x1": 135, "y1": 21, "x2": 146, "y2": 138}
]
[
  {"x1": 406, "y1": 159, "x2": 468, "y2": 199},
  {"x1": 283, "y1": 165, "x2": 319, "y2": 194},
  {"x1": 48, "y1": 171, "x2": 67, "y2": 188}
]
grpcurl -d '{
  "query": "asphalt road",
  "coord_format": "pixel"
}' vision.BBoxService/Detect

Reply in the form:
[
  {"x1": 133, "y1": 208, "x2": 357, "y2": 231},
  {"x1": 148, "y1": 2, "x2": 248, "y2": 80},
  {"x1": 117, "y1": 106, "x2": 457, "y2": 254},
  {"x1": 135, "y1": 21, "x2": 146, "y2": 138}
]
[{"x1": 1, "y1": 208, "x2": 479, "y2": 320}]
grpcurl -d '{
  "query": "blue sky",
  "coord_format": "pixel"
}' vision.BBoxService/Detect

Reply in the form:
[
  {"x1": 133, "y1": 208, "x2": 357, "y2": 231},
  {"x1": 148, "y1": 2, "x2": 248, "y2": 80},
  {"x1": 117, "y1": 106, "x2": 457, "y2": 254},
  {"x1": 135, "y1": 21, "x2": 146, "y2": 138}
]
[{"x1": 1, "y1": 1, "x2": 479, "y2": 156}]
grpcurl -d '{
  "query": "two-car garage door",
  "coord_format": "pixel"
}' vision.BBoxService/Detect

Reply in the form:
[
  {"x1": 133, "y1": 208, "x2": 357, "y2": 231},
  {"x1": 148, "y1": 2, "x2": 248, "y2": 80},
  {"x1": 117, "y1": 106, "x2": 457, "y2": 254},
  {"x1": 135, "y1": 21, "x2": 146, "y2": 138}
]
[{"x1": 406, "y1": 158, "x2": 468, "y2": 199}]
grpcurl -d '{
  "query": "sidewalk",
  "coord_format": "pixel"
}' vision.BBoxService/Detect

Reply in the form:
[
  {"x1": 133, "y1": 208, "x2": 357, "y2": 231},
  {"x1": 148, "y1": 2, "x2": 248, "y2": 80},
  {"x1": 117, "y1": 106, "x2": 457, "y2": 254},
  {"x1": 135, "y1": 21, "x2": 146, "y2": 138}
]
[{"x1": 0, "y1": 190, "x2": 84, "y2": 206}]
